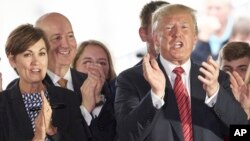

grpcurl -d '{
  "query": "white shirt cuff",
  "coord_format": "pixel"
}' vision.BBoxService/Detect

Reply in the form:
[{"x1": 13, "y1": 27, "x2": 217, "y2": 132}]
[
  {"x1": 92, "y1": 105, "x2": 103, "y2": 118},
  {"x1": 151, "y1": 90, "x2": 165, "y2": 109},
  {"x1": 80, "y1": 105, "x2": 92, "y2": 126},
  {"x1": 205, "y1": 86, "x2": 220, "y2": 107}
]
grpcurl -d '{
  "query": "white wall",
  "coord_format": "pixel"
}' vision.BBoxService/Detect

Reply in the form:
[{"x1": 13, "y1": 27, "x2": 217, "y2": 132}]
[{"x1": 1, "y1": 0, "x2": 250, "y2": 89}]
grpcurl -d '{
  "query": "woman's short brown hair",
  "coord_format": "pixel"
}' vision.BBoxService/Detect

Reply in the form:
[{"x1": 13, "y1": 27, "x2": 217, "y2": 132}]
[{"x1": 5, "y1": 23, "x2": 49, "y2": 57}]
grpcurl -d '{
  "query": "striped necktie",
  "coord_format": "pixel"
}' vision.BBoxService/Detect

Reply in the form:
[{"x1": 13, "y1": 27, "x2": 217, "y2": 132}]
[
  {"x1": 58, "y1": 78, "x2": 67, "y2": 88},
  {"x1": 173, "y1": 67, "x2": 193, "y2": 141}
]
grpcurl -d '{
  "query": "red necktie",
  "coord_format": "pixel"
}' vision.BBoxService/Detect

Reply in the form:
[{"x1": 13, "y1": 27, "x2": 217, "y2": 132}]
[
  {"x1": 58, "y1": 78, "x2": 68, "y2": 88},
  {"x1": 173, "y1": 67, "x2": 193, "y2": 141}
]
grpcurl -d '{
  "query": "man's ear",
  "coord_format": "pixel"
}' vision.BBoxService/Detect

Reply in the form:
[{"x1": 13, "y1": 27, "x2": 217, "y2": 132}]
[
  {"x1": 139, "y1": 27, "x2": 147, "y2": 42},
  {"x1": 8, "y1": 55, "x2": 16, "y2": 69}
]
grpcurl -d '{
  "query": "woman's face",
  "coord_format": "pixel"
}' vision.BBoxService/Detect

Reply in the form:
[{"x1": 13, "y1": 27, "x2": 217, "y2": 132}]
[
  {"x1": 9, "y1": 39, "x2": 48, "y2": 84},
  {"x1": 75, "y1": 45, "x2": 109, "y2": 79}
]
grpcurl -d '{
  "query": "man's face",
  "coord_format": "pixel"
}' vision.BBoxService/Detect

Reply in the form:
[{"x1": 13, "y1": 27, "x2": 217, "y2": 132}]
[
  {"x1": 221, "y1": 56, "x2": 250, "y2": 80},
  {"x1": 205, "y1": 0, "x2": 231, "y2": 24},
  {"x1": 38, "y1": 15, "x2": 77, "y2": 68},
  {"x1": 154, "y1": 12, "x2": 197, "y2": 65}
]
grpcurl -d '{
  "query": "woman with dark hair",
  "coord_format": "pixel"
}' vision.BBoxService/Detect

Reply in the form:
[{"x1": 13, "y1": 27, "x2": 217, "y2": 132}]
[{"x1": 0, "y1": 24, "x2": 88, "y2": 141}]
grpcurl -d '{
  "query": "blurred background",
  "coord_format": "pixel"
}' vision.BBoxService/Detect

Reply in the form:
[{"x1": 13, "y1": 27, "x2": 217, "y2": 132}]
[{"x1": 1, "y1": 0, "x2": 250, "y2": 89}]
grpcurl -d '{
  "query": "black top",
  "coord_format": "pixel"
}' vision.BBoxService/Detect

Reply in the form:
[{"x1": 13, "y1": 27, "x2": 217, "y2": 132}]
[{"x1": 0, "y1": 80, "x2": 89, "y2": 141}]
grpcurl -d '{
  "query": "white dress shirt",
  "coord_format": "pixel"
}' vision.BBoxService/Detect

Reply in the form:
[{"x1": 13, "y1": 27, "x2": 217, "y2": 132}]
[
  {"x1": 47, "y1": 69, "x2": 74, "y2": 91},
  {"x1": 151, "y1": 55, "x2": 219, "y2": 109}
]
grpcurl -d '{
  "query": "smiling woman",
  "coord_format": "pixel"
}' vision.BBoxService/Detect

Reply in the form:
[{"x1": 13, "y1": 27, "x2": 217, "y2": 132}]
[{"x1": 0, "y1": 24, "x2": 89, "y2": 141}]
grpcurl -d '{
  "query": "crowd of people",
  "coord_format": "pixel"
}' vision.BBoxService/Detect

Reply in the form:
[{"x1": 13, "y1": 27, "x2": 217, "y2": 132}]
[{"x1": 1, "y1": 1, "x2": 250, "y2": 141}]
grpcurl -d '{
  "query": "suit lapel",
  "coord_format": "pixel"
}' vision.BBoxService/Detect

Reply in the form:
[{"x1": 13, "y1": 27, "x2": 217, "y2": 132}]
[
  {"x1": 157, "y1": 58, "x2": 184, "y2": 141},
  {"x1": 9, "y1": 81, "x2": 34, "y2": 139},
  {"x1": 44, "y1": 74, "x2": 54, "y2": 85},
  {"x1": 189, "y1": 63, "x2": 208, "y2": 139},
  {"x1": 190, "y1": 63, "x2": 206, "y2": 101},
  {"x1": 71, "y1": 69, "x2": 82, "y2": 95},
  {"x1": 71, "y1": 69, "x2": 88, "y2": 93}
]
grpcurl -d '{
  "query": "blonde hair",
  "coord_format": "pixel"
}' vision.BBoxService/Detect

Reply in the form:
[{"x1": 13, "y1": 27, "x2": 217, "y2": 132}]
[
  {"x1": 73, "y1": 40, "x2": 116, "y2": 82},
  {"x1": 152, "y1": 4, "x2": 198, "y2": 34}
]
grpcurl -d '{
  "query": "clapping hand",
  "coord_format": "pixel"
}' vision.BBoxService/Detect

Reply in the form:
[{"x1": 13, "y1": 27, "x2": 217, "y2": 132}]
[
  {"x1": 198, "y1": 16, "x2": 221, "y2": 41},
  {"x1": 81, "y1": 63, "x2": 105, "y2": 113},
  {"x1": 143, "y1": 53, "x2": 166, "y2": 99},
  {"x1": 32, "y1": 91, "x2": 57, "y2": 141},
  {"x1": 198, "y1": 56, "x2": 220, "y2": 97},
  {"x1": 227, "y1": 71, "x2": 250, "y2": 119}
]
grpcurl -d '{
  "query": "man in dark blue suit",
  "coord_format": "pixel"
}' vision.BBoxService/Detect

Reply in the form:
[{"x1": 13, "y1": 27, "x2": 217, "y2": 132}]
[
  {"x1": 36, "y1": 12, "x2": 116, "y2": 141},
  {"x1": 135, "y1": 1, "x2": 169, "y2": 66},
  {"x1": 115, "y1": 4, "x2": 248, "y2": 141}
]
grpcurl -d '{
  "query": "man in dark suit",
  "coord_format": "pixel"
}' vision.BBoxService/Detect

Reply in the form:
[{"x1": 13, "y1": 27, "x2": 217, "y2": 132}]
[
  {"x1": 135, "y1": 1, "x2": 169, "y2": 66},
  {"x1": 36, "y1": 12, "x2": 116, "y2": 141},
  {"x1": 115, "y1": 4, "x2": 248, "y2": 141}
]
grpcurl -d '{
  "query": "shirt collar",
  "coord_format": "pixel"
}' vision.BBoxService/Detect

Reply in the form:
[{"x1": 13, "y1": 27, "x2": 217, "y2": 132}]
[
  {"x1": 47, "y1": 69, "x2": 72, "y2": 85},
  {"x1": 159, "y1": 55, "x2": 191, "y2": 76}
]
